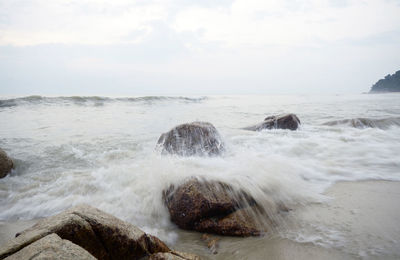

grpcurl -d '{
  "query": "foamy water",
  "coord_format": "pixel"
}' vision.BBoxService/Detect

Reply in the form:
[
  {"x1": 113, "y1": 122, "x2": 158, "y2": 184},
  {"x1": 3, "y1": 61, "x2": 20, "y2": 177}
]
[{"x1": 1, "y1": 94, "x2": 400, "y2": 257}]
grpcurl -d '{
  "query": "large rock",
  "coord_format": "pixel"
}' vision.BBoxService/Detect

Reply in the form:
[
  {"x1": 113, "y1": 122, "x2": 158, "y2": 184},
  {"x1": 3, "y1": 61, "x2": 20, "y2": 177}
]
[
  {"x1": 4, "y1": 234, "x2": 95, "y2": 260},
  {"x1": 163, "y1": 178, "x2": 264, "y2": 236},
  {"x1": 0, "y1": 205, "x2": 198, "y2": 260},
  {"x1": 157, "y1": 122, "x2": 224, "y2": 156},
  {"x1": 0, "y1": 149, "x2": 13, "y2": 178},
  {"x1": 243, "y1": 114, "x2": 300, "y2": 131}
]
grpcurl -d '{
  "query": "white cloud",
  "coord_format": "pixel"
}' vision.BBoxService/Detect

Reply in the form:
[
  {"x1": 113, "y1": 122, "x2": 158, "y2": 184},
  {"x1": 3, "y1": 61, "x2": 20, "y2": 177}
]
[
  {"x1": 0, "y1": 0, "x2": 167, "y2": 45},
  {"x1": 0, "y1": 0, "x2": 399, "y2": 47},
  {"x1": 0, "y1": 0, "x2": 399, "y2": 95},
  {"x1": 173, "y1": 0, "x2": 400, "y2": 48}
]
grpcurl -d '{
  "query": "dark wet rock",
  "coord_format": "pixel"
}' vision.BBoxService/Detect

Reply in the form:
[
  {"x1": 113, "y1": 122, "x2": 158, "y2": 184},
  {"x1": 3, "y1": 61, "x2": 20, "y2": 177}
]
[
  {"x1": 163, "y1": 178, "x2": 264, "y2": 237},
  {"x1": 243, "y1": 114, "x2": 300, "y2": 131},
  {"x1": 0, "y1": 149, "x2": 13, "y2": 178},
  {"x1": 4, "y1": 234, "x2": 95, "y2": 260},
  {"x1": 157, "y1": 122, "x2": 224, "y2": 156},
  {"x1": 0, "y1": 205, "x2": 185, "y2": 260}
]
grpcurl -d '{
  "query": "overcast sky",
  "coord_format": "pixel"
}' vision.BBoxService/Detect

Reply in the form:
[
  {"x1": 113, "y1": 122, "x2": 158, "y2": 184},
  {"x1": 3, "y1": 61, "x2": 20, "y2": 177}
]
[{"x1": 1, "y1": 0, "x2": 399, "y2": 95}]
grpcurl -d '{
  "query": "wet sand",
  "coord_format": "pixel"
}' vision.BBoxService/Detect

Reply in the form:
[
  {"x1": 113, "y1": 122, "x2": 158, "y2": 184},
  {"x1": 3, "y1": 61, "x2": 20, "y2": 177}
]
[{"x1": 1, "y1": 181, "x2": 400, "y2": 259}]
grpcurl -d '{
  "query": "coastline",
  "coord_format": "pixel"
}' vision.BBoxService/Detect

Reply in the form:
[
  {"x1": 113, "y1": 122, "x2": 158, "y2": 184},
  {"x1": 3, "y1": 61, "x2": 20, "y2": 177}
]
[{"x1": 1, "y1": 180, "x2": 400, "y2": 259}]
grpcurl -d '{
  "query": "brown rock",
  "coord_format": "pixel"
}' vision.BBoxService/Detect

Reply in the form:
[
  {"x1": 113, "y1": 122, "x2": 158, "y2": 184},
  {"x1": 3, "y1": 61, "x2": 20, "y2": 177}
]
[
  {"x1": 4, "y1": 234, "x2": 95, "y2": 260},
  {"x1": 163, "y1": 178, "x2": 263, "y2": 237},
  {"x1": 195, "y1": 208, "x2": 263, "y2": 236},
  {"x1": 163, "y1": 178, "x2": 255, "y2": 230},
  {"x1": 243, "y1": 114, "x2": 300, "y2": 131},
  {"x1": 0, "y1": 149, "x2": 13, "y2": 178},
  {"x1": 0, "y1": 205, "x2": 170, "y2": 260},
  {"x1": 157, "y1": 122, "x2": 224, "y2": 156}
]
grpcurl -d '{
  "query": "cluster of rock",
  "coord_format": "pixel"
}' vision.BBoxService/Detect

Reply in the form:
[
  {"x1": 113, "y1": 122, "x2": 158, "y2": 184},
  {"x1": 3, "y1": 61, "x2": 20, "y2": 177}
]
[
  {"x1": 0, "y1": 205, "x2": 199, "y2": 260},
  {"x1": 0, "y1": 113, "x2": 299, "y2": 258},
  {"x1": 157, "y1": 114, "x2": 299, "y2": 237},
  {"x1": 0, "y1": 148, "x2": 13, "y2": 179},
  {"x1": 157, "y1": 114, "x2": 300, "y2": 157}
]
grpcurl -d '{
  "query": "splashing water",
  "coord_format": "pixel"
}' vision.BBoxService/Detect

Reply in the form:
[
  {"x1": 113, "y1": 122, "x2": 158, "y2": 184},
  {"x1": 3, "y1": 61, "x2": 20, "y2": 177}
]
[{"x1": 0, "y1": 94, "x2": 399, "y2": 257}]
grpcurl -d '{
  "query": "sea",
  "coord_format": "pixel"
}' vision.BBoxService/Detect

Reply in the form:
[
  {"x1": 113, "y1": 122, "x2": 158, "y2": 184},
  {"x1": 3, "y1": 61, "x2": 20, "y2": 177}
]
[{"x1": 1, "y1": 94, "x2": 400, "y2": 259}]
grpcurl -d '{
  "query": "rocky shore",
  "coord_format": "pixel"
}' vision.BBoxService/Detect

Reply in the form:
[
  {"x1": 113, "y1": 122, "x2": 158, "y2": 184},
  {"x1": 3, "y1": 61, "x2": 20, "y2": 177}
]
[
  {"x1": 0, "y1": 205, "x2": 199, "y2": 260},
  {"x1": 0, "y1": 114, "x2": 301, "y2": 259}
]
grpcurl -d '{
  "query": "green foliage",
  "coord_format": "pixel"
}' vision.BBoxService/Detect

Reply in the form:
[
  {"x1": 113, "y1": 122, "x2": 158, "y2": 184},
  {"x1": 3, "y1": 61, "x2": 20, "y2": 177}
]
[{"x1": 370, "y1": 70, "x2": 400, "y2": 92}]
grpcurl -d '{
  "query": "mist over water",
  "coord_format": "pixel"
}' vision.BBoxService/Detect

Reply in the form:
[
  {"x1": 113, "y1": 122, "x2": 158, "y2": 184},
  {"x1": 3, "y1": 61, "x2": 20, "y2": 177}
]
[{"x1": 1, "y1": 94, "x2": 400, "y2": 256}]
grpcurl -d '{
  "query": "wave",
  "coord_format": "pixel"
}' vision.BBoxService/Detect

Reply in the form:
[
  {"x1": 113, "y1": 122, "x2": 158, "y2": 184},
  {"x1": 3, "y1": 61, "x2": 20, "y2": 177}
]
[
  {"x1": 322, "y1": 117, "x2": 400, "y2": 129},
  {"x1": 0, "y1": 95, "x2": 206, "y2": 107}
]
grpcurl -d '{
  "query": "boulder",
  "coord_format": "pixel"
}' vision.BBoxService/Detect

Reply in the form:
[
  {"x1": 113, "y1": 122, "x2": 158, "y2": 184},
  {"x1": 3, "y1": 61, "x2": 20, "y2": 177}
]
[
  {"x1": 0, "y1": 149, "x2": 13, "y2": 178},
  {"x1": 157, "y1": 122, "x2": 224, "y2": 156},
  {"x1": 0, "y1": 204, "x2": 195, "y2": 260},
  {"x1": 4, "y1": 234, "x2": 95, "y2": 260},
  {"x1": 163, "y1": 178, "x2": 265, "y2": 237},
  {"x1": 243, "y1": 114, "x2": 300, "y2": 131}
]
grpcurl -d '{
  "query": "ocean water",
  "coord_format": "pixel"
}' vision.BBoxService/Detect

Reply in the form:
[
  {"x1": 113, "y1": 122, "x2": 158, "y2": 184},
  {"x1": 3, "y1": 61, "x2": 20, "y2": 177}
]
[{"x1": 0, "y1": 94, "x2": 400, "y2": 258}]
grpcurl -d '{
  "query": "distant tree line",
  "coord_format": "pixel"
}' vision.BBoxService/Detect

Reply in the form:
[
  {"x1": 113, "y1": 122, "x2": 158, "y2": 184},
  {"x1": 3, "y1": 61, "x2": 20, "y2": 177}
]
[{"x1": 370, "y1": 70, "x2": 400, "y2": 93}]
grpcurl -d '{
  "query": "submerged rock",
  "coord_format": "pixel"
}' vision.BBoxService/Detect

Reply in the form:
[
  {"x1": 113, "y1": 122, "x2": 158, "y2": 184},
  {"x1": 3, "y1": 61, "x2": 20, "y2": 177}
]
[
  {"x1": 0, "y1": 205, "x2": 198, "y2": 260},
  {"x1": 201, "y1": 234, "x2": 219, "y2": 254},
  {"x1": 163, "y1": 178, "x2": 265, "y2": 236},
  {"x1": 0, "y1": 149, "x2": 13, "y2": 178},
  {"x1": 157, "y1": 122, "x2": 224, "y2": 156},
  {"x1": 243, "y1": 114, "x2": 300, "y2": 131},
  {"x1": 149, "y1": 251, "x2": 200, "y2": 260},
  {"x1": 322, "y1": 117, "x2": 400, "y2": 129}
]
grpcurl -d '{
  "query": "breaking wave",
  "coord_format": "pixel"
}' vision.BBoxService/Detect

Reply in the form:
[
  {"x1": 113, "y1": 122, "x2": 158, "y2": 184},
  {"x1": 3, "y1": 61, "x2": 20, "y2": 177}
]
[
  {"x1": 0, "y1": 95, "x2": 206, "y2": 108},
  {"x1": 322, "y1": 117, "x2": 400, "y2": 129}
]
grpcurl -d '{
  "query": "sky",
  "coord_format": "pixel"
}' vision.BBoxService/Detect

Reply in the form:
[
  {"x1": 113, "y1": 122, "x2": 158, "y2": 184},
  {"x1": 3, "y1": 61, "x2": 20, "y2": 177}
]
[{"x1": 0, "y1": 0, "x2": 400, "y2": 95}]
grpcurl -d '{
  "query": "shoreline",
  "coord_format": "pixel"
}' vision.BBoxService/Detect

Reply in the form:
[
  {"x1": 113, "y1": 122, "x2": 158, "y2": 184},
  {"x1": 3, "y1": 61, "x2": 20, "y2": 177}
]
[{"x1": 1, "y1": 180, "x2": 400, "y2": 259}]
